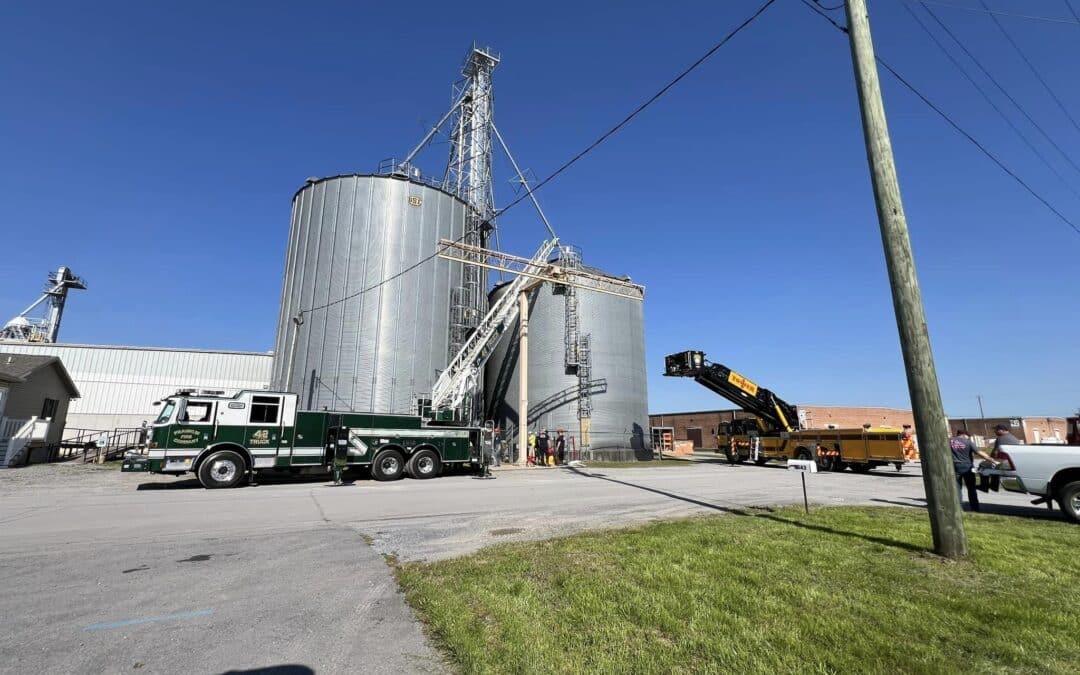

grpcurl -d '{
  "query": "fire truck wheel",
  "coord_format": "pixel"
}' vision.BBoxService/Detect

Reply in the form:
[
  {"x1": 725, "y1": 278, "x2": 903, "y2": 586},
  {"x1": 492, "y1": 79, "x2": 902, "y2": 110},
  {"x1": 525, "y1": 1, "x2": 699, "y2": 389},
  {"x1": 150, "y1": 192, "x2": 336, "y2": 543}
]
[
  {"x1": 795, "y1": 447, "x2": 813, "y2": 462},
  {"x1": 407, "y1": 449, "x2": 442, "y2": 479},
  {"x1": 372, "y1": 448, "x2": 406, "y2": 481},
  {"x1": 198, "y1": 450, "x2": 246, "y2": 489}
]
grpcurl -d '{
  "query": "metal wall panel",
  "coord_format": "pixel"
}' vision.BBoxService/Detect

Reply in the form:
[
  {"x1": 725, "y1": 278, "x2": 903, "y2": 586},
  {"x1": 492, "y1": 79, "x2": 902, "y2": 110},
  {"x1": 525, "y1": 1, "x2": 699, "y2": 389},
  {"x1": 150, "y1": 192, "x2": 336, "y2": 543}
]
[
  {"x1": 270, "y1": 175, "x2": 467, "y2": 413},
  {"x1": 0, "y1": 343, "x2": 273, "y2": 430},
  {"x1": 483, "y1": 264, "x2": 649, "y2": 452}
]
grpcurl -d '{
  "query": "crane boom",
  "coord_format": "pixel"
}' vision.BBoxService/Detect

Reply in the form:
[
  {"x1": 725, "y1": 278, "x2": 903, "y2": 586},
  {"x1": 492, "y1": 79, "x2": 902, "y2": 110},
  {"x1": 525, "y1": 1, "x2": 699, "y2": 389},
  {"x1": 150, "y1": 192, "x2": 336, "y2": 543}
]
[{"x1": 663, "y1": 350, "x2": 799, "y2": 433}]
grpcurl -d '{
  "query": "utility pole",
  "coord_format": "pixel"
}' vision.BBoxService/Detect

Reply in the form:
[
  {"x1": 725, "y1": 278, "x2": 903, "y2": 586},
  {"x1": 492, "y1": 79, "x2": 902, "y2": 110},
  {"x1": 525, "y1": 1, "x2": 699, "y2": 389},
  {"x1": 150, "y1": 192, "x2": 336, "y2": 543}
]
[{"x1": 844, "y1": 0, "x2": 967, "y2": 557}]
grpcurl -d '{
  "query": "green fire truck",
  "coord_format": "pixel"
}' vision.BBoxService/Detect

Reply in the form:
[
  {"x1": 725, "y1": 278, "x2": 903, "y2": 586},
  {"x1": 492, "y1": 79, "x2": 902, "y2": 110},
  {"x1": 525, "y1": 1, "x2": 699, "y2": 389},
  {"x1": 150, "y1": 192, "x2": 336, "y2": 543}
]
[{"x1": 121, "y1": 389, "x2": 487, "y2": 488}]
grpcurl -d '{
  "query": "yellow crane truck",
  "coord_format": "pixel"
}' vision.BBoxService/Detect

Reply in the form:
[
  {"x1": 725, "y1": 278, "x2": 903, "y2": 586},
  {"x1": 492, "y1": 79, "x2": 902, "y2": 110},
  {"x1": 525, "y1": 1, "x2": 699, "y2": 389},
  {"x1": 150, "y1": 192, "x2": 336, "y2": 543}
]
[{"x1": 664, "y1": 351, "x2": 916, "y2": 472}]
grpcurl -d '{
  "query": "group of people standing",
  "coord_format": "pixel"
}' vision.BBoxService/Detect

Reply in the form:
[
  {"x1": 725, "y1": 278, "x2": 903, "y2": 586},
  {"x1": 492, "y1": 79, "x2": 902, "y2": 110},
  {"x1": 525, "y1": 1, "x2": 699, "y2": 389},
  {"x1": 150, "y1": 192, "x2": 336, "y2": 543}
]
[
  {"x1": 528, "y1": 429, "x2": 567, "y2": 466},
  {"x1": 949, "y1": 424, "x2": 1021, "y2": 512}
]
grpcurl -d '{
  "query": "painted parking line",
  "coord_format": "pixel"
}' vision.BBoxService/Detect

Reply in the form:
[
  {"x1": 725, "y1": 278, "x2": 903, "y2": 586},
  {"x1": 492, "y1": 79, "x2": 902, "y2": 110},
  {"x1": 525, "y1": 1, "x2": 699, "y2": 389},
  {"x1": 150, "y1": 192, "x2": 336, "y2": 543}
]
[{"x1": 84, "y1": 609, "x2": 213, "y2": 632}]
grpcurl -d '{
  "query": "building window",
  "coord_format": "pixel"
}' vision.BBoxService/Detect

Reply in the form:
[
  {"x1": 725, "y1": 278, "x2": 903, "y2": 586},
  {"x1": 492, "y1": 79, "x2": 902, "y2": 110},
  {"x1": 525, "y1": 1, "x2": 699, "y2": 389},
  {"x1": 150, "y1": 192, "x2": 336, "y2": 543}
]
[
  {"x1": 250, "y1": 396, "x2": 281, "y2": 424},
  {"x1": 41, "y1": 398, "x2": 59, "y2": 419}
]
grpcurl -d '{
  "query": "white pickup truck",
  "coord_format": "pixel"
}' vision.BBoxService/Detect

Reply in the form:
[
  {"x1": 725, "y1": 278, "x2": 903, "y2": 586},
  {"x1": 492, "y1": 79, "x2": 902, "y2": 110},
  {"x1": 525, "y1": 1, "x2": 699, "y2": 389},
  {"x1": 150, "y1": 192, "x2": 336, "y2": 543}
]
[{"x1": 982, "y1": 444, "x2": 1080, "y2": 523}]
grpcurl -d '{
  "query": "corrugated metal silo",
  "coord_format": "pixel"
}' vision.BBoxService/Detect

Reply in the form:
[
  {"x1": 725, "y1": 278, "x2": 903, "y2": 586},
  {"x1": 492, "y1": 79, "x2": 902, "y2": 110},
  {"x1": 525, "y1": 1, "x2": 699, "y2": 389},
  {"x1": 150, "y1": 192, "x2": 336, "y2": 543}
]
[
  {"x1": 270, "y1": 174, "x2": 469, "y2": 413},
  {"x1": 484, "y1": 256, "x2": 649, "y2": 460}
]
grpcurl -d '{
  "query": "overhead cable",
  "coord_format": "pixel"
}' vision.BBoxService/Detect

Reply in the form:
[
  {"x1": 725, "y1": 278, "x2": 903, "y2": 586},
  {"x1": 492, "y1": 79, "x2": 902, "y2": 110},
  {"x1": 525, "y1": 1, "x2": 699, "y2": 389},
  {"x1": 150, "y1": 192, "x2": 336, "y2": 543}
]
[
  {"x1": 901, "y1": 1, "x2": 1080, "y2": 200},
  {"x1": 494, "y1": 0, "x2": 781, "y2": 216},
  {"x1": 800, "y1": 0, "x2": 1080, "y2": 236}
]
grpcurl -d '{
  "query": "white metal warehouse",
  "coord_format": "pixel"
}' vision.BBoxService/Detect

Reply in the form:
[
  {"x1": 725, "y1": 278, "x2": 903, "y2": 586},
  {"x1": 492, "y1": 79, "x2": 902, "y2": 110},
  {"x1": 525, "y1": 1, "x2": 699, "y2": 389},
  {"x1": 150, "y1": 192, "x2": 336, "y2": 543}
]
[{"x1": 0, "y1": 343, "x2": 272, "y2": 432}]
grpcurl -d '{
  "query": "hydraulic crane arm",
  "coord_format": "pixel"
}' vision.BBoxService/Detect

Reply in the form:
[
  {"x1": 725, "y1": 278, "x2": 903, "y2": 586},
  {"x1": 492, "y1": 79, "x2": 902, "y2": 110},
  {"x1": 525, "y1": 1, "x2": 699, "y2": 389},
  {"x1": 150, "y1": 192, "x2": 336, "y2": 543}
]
[{"x1": 663, "y1": 350, "x2": 799, "y2": 433}]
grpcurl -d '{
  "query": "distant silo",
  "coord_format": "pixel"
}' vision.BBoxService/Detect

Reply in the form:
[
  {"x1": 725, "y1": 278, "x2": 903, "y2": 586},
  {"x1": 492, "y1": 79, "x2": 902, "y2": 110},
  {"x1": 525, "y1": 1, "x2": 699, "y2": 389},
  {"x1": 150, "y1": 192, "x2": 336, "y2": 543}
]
[
  {"x1": 270, "y1": 174, "x2": 469, "y2": 413},
  {"x1": 484, "y1": 255, "x2": 649, "y2": 461}
]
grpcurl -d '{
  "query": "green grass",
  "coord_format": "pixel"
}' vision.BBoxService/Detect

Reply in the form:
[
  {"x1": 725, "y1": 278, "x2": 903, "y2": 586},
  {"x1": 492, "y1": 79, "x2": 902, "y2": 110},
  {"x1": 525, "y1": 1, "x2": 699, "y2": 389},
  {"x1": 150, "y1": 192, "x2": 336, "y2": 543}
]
[{"x1": 397, "y1": 507, "x2": 1080, "y2": 674}]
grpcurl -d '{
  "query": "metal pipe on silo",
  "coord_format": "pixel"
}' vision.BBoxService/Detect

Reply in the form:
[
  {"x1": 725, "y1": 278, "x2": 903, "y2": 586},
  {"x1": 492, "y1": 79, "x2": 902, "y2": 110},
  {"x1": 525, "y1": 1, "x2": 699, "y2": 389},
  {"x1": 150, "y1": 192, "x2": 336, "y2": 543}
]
[{"x1": 517, "y1": 290, "x2": 529, "y2": 466}]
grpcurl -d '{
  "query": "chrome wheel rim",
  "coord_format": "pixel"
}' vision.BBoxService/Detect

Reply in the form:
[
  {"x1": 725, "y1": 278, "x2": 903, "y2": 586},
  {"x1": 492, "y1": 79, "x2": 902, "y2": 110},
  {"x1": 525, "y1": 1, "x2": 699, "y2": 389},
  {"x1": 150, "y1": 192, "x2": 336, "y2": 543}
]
[
  {"x1": 380, "y1": 456, "x2": 400, "y2": 475},
  {"x1": 1072, "y1": 493, "x2": 1080, "y2": 514},
  {"x1": 417, "y1": 456, "x2": 434, "y2": 474},
  {"x1": 211, "y1": 458, "x2": 237, "y2": 484}
]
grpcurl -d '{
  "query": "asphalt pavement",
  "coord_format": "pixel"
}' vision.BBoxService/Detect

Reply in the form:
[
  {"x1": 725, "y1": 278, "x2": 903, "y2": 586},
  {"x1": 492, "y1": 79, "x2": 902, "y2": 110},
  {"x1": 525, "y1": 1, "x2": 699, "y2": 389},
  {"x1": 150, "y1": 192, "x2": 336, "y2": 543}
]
[{"x1": 0, "y1": 458, "x2": 1065, "y2": 674}]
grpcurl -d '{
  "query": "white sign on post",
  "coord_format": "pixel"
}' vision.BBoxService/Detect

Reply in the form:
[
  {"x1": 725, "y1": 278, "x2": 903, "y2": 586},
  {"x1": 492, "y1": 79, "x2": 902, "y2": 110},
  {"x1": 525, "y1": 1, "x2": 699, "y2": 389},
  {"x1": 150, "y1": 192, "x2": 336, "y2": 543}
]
[{"x1": 787, "y1": 459, "x2": 815, "y2": 513}]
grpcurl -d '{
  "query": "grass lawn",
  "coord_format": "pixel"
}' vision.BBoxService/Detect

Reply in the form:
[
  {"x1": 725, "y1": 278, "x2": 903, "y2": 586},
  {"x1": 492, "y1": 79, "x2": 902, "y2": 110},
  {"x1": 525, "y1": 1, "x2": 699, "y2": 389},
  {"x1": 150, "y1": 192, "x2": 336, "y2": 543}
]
[{"x1": 397, "y1": 507, "x2": 1080, "y2": 674}]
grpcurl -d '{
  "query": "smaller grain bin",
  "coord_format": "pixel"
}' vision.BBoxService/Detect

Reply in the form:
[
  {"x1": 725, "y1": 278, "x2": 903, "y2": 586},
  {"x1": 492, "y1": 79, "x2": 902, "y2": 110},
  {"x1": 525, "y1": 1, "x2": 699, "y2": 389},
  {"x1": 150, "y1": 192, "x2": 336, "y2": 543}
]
[{"x1": 484, "y1": 252, "x2": 649, "y2": 461}]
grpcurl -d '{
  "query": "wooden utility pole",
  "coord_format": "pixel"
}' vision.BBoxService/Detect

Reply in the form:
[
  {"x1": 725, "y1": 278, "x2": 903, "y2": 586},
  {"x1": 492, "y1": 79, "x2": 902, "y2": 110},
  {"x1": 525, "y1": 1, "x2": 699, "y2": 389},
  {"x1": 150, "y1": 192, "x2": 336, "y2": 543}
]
[{"x1": 844, "y1": 0, "x2": 967, "y2": 557}]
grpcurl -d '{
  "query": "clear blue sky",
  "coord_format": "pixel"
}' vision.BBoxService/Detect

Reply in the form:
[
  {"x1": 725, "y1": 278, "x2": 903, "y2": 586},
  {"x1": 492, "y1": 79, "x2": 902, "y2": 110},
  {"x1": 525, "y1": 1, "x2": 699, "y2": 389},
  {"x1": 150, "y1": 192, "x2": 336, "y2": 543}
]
[{"x1": 1, "y1": 0, "x2": 1076, "y2": 418}]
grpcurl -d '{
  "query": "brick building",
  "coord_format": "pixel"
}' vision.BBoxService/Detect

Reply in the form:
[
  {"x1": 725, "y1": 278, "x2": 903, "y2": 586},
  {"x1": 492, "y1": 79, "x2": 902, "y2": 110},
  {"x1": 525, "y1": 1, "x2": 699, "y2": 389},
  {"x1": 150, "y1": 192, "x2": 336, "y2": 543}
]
[
  {"x1": 649, "y1": 406, "x2": 1071, "y2": 450},
  {"x1": 947, "y1": 416, "x2": 1069, "y2": 448},
  {"x1": 649, "y1": 405, "x2": 915, "y2": 449}
]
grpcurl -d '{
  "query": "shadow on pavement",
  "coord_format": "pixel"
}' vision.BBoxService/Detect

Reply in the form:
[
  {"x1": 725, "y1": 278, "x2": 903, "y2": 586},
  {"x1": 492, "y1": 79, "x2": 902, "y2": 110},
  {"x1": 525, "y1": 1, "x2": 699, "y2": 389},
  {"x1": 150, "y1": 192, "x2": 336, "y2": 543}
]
[
  {"x1": 872, "y1": 497, "x2": 1068, "y2": 523},
  {"x1": 568, "y1": 467, "x2": 926, "y2": 554},
  {"x1": 870, "y1": 498, "x2": 927, "y2": 508},
  {"x1": 221, "y1": 666, "x2": 314, "y2": 675}
]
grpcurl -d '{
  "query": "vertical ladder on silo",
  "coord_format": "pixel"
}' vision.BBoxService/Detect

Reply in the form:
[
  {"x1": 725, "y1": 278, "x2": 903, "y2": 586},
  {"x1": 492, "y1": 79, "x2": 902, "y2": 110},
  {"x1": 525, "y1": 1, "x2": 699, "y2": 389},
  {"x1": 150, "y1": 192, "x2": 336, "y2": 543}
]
[
  {"x1": 577, "y1": 335, "x2": 592, "y2": 420},
  {"x1": 561, "y1": 247, "x2": 582, "y2": 369}
]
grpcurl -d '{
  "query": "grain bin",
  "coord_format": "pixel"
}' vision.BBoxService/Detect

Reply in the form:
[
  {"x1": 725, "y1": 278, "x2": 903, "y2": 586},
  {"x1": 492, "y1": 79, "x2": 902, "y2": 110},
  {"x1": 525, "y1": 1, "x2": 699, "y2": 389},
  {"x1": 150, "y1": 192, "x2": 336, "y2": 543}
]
[
  {"x1": 484, "y1": 255, "x2": 649, "y2": 461},
  {"x1": 270, "y1": 174, "x2": 468, "y2": 413}
]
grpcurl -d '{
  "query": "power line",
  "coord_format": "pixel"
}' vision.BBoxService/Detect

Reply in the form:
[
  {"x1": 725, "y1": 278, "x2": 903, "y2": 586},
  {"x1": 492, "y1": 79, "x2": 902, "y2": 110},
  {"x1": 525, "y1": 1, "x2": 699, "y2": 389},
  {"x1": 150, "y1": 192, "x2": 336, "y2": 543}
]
[
  {"x1": 299, "y1": 0, "x2": 783, "y2": 318},
  {"x1": 800, "y1": 0, "x2": 1080, "y2": 236},
  {"x1": 920, "y1": 2, "x2": 1080, "y2": 179},
  {"x1": 918, "y1": 0, "x2": 1080, "y2": 25},
  {"x1": 1068, "y1": 0, "x2": 1080, "y2": 23},
  {"x1": 300, "y1": 230, "x2": 471, "y2": 317},
  {"x1": 494, "y1": 0, "x2": 781, "y2": 216},
  {"x1": 978, "y1": 0, "x2": 1080, "y2": 136},
  {"x1": 901, "y1": 1, "x2": 1080, "y2": 200}
]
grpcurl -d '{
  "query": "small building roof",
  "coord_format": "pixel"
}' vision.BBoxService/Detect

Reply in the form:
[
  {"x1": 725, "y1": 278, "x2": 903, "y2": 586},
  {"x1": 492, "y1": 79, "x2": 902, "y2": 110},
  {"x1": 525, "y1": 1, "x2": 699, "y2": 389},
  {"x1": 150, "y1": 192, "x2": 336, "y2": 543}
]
[{"x1": 0, "y1": 353, "x2": 81, "y2": 398}]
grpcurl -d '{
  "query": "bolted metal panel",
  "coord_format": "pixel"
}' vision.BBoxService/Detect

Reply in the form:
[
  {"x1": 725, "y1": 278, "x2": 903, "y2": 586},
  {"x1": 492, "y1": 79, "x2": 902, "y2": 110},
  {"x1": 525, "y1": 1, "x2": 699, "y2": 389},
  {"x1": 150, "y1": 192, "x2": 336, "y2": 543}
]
[
  {"x1": 483, "y1": 262, "x2": 649, "y2": 453},
  {"x1": 270, "y1": 175, "x2": 468, "y2": 413},
  {"x1": 0, "y1": 342, "x2": 272, "y2": 429}
]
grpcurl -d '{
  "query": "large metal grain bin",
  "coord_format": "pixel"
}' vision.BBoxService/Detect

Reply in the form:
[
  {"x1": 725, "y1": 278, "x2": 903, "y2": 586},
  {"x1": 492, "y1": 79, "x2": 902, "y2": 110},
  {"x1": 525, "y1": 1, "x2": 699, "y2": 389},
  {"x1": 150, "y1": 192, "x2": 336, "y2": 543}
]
[
  {"x1": 270, "y1": 174, "x2": 468, "y2": 413},
  {"x1": 484, "y1": 256, "x2": 649, "y2": 461}
]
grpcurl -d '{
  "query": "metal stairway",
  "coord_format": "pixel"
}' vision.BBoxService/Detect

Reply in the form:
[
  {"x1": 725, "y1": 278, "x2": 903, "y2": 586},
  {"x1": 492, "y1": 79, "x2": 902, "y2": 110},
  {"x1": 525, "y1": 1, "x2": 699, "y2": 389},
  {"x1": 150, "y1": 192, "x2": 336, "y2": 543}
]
[{"x1": 430, "y1": 237, "x2": 559, "y2": 418}]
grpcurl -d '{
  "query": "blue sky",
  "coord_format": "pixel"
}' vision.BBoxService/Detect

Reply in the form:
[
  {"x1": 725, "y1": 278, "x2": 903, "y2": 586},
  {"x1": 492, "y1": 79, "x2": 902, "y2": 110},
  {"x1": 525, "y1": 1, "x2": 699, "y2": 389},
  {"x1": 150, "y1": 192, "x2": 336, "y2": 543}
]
[{"x1": 1, "y1": 0, "x2": 1076, "y2": 417}]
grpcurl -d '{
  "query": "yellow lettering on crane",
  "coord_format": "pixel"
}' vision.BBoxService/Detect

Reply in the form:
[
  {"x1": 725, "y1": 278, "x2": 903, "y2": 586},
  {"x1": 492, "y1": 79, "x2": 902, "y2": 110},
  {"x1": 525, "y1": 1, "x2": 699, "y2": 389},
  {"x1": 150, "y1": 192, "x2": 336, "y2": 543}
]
[{"x1": 727, "y1": 371, "x2": 759, "y2": 396}]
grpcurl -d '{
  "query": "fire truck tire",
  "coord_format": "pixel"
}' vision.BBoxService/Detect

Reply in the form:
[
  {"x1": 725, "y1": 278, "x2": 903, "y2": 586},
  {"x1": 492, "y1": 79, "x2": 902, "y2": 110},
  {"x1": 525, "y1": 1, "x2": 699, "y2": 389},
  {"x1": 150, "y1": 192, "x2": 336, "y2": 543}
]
[
  {"x1": 795, "y1": 447, "x2": 813, "y2": 461},
  {"x1": 372, "y1": 448, "x2": 406, "y2": 481},
  {"x1": 198, "y1": 450, "x2": 246, "y2": 489},
  {"x1": 407, "y1": 449, "x2": 442, "y2": 479},
  {"x1": 1056, "y1": 481, "x2": 1080, "y2": 523}
]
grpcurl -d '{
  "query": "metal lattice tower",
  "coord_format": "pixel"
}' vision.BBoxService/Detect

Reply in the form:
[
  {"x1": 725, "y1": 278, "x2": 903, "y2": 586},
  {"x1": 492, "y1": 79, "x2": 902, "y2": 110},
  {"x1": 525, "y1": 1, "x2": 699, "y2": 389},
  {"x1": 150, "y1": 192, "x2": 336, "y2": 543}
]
[
  {"x1": 0, "y1": 266, "x2": 86, "y2": 343},
  {"x1": 446, "y1": 47, "x2": 500, "y2": 368}
]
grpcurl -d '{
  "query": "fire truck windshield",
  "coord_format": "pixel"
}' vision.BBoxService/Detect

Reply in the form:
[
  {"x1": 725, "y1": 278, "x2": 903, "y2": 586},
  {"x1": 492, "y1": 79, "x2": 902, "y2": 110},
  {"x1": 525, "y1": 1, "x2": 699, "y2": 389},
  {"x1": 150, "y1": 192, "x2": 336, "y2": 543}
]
[{"x1": 154, "y1": 400, "x2": 177, "y2": 424}]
